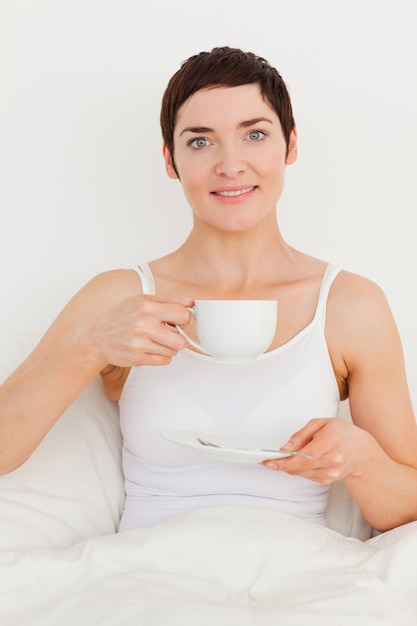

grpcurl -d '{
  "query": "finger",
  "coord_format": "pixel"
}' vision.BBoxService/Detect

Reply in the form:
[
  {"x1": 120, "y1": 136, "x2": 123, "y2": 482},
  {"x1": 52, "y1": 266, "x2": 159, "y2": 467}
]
[
  {"x1": 128, "y1": 329, "x2": 186, "y2": 358},
  {"x1": 262, "y1": 445, "x2": 346, "y2": 482},
  {"x1": 280, "y1": 418, "x2": 329, "y2": 452},
  {"x1": 153, "y1": 332, "x2": 187, "y2": 354},
  {"x1": 143, "y1": 299, "x2": 193, "y2": 328},
  {"x1": 262, "y1": 453, "x2": 315, "y2": 472},
  {"x1": 146, "y1": 320, "x2": 189, "y2": 352},
  {"x1": 143, "y1": 294, "x2": 194, "y2": 307},
  {"x1": 138, "y1": 352, "x2": 178, "y2": 366}
]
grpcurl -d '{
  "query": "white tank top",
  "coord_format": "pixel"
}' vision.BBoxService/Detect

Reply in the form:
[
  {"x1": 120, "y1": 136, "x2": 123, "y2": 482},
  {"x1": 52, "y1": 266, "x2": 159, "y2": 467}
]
[{"x1": 118, "y1": 262, "x2": 342, "y2": 531}]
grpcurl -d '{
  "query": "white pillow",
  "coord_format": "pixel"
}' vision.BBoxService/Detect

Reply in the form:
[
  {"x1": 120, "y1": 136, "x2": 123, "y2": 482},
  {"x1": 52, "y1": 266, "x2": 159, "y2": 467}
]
[{"x1": 0, "y1": 334, "x2": 124, "y2": 549}]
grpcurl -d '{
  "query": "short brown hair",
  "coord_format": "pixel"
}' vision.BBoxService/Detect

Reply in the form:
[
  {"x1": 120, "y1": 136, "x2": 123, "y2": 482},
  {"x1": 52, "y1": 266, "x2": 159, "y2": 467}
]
[{"x1": 160, "y1": 46, "x2": 295, "y2": 164}]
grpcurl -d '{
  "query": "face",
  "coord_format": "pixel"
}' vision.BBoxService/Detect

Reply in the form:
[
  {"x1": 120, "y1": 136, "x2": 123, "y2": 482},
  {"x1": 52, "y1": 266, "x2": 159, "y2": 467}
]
[{"x1": 163, "y1": 84, "x2": 297, "y2": 234}]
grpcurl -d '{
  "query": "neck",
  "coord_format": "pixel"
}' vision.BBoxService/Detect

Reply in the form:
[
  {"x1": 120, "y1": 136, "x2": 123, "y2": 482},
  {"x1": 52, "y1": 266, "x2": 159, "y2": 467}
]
[{"x1": 175, "y1": 227, "x2": 296, "y2": 293}]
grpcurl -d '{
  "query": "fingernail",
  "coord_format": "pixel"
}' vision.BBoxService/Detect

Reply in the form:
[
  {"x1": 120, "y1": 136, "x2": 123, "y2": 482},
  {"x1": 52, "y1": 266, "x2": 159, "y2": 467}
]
[{"x1": 264, "y1": 461, "x2": 278, "y2": 470}]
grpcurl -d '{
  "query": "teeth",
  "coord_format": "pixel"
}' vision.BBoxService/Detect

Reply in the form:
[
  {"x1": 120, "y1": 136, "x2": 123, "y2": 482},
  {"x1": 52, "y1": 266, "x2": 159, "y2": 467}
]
[{"x1": 216, "y1": 187, "x2": 254, "y2": 197}]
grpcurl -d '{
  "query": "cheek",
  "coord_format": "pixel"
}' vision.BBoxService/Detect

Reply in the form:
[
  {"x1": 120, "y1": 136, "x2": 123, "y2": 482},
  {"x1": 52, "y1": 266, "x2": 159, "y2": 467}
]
[
  {"x1": 268, "y1": 160, "x2": 287, "y2": 186},
  {"x1": 176, "y1": 160, "x2": 207, "y2": 193}
]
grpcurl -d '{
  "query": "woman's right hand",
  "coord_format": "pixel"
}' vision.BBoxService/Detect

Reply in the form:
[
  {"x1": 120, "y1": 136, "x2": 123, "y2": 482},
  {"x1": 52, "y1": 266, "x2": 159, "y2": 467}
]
[{"x1": 87, "y1": 293, "x2": 194, "y2": 369}]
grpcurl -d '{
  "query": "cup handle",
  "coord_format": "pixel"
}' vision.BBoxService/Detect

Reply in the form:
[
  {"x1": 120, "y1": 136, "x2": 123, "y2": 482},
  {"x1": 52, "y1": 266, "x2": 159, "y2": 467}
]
[{"x1": 175, "y1": 307, "x2": 207, "y2": 353}]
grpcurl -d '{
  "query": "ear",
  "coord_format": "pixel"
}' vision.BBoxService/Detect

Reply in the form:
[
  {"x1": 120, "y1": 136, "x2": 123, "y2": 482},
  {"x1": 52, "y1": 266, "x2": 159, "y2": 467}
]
[
  {"x1": 162, "y1": 143, "x2": 179, "y2": 179},
  {"x1": 285, "y1": 128, "x2": 298, "y2": 165}
]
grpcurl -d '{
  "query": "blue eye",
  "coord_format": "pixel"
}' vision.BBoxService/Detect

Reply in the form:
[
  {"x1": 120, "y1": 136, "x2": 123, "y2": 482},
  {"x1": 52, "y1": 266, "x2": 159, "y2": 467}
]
[
  {"x1": 189, "y1": 137, "x2": 210, "y2": 149},
  {"x1": 247, "y1": 130, "x2": 265, "y2": 141}
]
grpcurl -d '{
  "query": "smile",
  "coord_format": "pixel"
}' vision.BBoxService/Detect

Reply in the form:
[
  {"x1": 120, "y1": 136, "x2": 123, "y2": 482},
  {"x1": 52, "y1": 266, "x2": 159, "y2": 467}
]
[{"x1": 213, "y1": 186, "x2": 256, "y2": 197}]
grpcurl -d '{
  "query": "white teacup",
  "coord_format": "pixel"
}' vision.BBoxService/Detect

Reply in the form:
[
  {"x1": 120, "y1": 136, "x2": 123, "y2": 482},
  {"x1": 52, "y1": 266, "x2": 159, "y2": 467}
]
[{"x1": 176, "y1": 299, "x2": 278, "y2": 362}]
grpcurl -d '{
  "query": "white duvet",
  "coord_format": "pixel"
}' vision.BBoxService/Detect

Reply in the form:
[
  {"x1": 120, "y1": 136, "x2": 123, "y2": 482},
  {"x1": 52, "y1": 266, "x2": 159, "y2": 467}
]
[{"x1": 1, "y1": 506, "x2": 416, "y2": 626}]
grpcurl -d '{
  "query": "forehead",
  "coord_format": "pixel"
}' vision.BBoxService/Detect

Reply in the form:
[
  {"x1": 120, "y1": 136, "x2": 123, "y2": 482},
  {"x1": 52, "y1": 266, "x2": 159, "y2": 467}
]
[{"x1": 175, "y1": 84, "x2": 278, "y2": 132}]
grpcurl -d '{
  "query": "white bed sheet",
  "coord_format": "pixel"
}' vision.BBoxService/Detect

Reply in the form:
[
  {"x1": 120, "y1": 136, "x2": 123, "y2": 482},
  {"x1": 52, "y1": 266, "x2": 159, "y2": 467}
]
[{"x1": 1, "y1": 506, "x2": 416, "y2": 625}]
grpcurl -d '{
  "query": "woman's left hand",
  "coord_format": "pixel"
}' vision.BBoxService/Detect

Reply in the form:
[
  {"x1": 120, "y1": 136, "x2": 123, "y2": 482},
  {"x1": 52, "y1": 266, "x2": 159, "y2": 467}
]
[{"x1": 261, "y1": 418, "x2": 377, "y2": 484}]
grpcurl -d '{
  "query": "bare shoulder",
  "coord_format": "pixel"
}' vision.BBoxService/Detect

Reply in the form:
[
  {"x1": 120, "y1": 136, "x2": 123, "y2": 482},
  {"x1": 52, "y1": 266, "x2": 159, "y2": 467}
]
[
  {"x1": 326, "y1": 270, "x2": 402, "y2": 387},
  {"x1": 71, "y1": 268, "x2": 143, "y2": 306},
  {"x1": 78, "y1": 267, "x2": 142, "y2": 295},
  {"x1": 328, "y1": 270, "x2": 394, "y2": 330},
  {"x1": 48, "y1": 268, "x2": 145, "y2": 333}
]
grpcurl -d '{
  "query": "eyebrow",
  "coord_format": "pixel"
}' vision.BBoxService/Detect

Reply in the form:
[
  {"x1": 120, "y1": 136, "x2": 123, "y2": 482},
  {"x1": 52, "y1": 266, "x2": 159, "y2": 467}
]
[{"x1": 179, "y1": 117, "x2": 274, "y2": 136}]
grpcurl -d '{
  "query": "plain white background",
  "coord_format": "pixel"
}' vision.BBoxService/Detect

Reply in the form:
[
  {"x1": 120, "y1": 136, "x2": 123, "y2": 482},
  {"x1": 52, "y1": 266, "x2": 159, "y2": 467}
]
[{"x1": 1, "y1": 0, "x2": 417, "y2": 404}]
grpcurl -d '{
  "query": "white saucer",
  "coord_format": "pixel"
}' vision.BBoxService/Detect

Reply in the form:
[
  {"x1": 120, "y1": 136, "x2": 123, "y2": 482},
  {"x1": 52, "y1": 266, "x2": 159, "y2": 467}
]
[{"x1": 160, "y1": 429, "x2": 296, "y2": 464}]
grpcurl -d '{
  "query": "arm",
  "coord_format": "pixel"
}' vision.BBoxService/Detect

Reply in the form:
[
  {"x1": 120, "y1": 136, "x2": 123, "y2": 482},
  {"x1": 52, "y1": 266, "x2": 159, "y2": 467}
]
[
  {"x1": 337, "y1": 275, "x2": 417, "y2": 530},
  {"x1": 263, "y1": 272, "x2": 417, "y2": 532},
  {"x1": 0, "y1": 270, "x2": 192, "y2": 475}
]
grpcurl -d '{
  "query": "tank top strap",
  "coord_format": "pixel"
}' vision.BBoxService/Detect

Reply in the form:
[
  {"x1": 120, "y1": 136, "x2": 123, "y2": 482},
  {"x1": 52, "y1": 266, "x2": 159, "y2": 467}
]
[
  {"x1": 133, "y1": 262, "x2": 156, "y2": 295},
  {"x1": 314, "y1": 264, "x2": 343, "y2": 329}
]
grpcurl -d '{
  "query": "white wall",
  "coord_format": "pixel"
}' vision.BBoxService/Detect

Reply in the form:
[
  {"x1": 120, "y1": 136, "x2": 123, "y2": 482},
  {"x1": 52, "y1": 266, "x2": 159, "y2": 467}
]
[{"x1": 1, "y1": 0, "x2": 417, "y2": 403}]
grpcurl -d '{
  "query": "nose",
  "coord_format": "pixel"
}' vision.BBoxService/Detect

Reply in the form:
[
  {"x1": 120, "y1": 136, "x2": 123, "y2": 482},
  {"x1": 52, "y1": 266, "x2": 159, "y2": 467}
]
[{"x1": 214, "y1": 143, "x2": 246, "y2": 178}]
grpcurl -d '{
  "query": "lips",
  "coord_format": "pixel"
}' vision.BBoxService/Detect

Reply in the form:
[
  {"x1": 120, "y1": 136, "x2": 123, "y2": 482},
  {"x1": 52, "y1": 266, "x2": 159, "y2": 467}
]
[{"x1": 212, "y1": 186, "x2": 256, "y2": 197}]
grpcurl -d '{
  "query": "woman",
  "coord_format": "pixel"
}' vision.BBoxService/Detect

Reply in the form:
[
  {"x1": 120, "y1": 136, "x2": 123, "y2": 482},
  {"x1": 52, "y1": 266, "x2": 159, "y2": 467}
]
[{"x1": 1, "y1": 47, "x2": 417, "y2": 533}]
